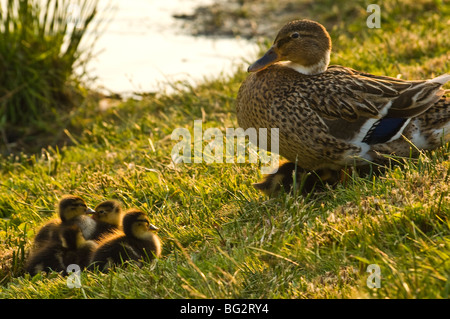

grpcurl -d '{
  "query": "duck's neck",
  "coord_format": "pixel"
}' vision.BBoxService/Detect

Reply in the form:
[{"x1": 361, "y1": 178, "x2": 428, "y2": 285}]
[{"x1": 281, "y1": 49, "x2": 330, "y2": 75}]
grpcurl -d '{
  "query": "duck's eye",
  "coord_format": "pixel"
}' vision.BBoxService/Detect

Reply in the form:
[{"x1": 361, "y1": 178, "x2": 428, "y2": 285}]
[
  {"x1": 291, "y1": 32, "x2": 299, "y2": 39},
  {"x1": 97, "y1": 210, "x2": 105, "y2": 214}
]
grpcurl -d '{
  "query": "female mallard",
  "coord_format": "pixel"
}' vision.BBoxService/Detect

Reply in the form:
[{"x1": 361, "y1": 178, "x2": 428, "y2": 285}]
[{"x1": 236, "y1": 19, "x2": 450, "y2": 177}]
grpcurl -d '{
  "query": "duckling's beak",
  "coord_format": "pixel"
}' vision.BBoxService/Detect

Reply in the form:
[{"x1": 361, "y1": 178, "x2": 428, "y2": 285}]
[
  {"x1": 149, "y1": 224, "x2": 159, "y2": 231},
  {"x1": 86, "y1": 207, "x2": 95, "y2": 214},
  {"x1": 248, "y1": 45, "x2": 281, "y2": 73}
]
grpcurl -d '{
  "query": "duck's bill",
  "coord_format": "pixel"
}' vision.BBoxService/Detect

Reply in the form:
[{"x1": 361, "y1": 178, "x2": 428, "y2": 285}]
[
  {"x1": 248, "y1": 46, "x2": 280, "y2": 72},
  {"x1": 86, "y1": 207, "x2": 96, "y2": 214},
  {"x1": 149, "y1": 224, "x2": 159, "y2": 231}
]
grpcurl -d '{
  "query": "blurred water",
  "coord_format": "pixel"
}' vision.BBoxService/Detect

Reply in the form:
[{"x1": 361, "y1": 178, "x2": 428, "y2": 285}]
[{"x1": 81, "y1": 0, "x2": 258, "y2": 96}]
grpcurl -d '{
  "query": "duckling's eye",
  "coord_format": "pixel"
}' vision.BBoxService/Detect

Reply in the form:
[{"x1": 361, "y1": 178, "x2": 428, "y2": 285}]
[
  {"x1": 139, "y1": 220, "x2": 150, "y2": 227},
  {"x1": 291, "y1": 32, "x2": 299, "y2": 39},
  {"x1": 97, "y1": 210, "x2": 105, "y2": 214}
]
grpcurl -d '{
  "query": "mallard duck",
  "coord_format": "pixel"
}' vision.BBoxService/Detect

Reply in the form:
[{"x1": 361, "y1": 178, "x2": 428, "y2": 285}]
[
  {"x1": 25, "y1": 224, "x2": 97, "y2": 276},
  {"x1": 32, "y1": 195, "x2": 96, "y2": 250},
  {"x1": 87, "y1": 200, "x2": 123, "y2": 241},
  {"x1": 90, "y1": 209, "x2": 161, "y2": 271},
  {"x1": 236, "y1": 19, "x2": 450, "y2": 177}
]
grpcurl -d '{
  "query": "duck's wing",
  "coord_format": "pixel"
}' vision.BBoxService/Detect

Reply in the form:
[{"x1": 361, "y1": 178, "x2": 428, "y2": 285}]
[{"x1": 312, "y1": 66, "x2": 449, "y2": 121}]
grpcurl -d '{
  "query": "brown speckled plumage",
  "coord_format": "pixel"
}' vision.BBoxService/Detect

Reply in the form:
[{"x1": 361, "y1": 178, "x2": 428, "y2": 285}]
[{"x1": 236, "y1": 19, "x2": 450, "y2": 173}]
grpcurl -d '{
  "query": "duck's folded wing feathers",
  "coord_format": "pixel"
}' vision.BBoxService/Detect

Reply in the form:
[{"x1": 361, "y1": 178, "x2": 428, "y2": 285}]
[{"x1": 312, "y1": 66, "x2": 449, "y2": 121}]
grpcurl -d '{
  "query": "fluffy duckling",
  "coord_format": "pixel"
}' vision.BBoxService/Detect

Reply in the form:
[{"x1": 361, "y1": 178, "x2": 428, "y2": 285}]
[
  {"x1": 32, "y1": 195, "x2": 96, "y2": 250},
  {"x1": 253, "y1": 161, "x2": 341, "y2": 196},
  {"x1": 90, "y1": 209, "x2": 161, "y2": 271},
  {"x1": 25, "y1": 224, "x2": 97, "y2": 276},
  {"x1": 87, "y1": 200, "x2": 123, "y2": 241}
]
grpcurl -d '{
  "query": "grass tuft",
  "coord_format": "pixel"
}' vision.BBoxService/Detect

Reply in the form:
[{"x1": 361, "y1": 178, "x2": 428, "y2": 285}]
[{"x1": 0, "y1": 0, "x2": 99, "y2": 151}]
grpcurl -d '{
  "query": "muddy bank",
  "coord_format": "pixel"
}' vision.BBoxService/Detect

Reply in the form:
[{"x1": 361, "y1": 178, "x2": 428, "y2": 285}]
[
  {"x1": 173, "y1": 0, "x2": 315, "y2": 39},
  {"x1": 173, "y1": 0, "x2": 373, "y2": 41}
]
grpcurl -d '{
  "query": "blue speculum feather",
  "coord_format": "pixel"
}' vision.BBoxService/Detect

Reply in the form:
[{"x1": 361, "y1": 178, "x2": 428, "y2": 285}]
[{"x1": 362, "y1": 117, "x2": 408, "y2": 144}]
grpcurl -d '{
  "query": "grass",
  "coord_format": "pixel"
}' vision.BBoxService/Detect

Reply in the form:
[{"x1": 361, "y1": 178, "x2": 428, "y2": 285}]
[
  {"x1": 0, "y1": 0, "x2": 449, "y2": 298},
  {"x1": 0, "y1": 0, "x2": 99, "y2": 152}
]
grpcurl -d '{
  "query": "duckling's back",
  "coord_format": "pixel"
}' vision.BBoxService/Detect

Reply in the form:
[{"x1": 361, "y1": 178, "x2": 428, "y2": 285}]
[
  {"x1": 25, "y1": 242, "x2": 65, "y2": 276},
  {"x1": 26, "y1": 225, "x2": 97, "y2": 276},
  {"x1": 90, "y1": 232, "x2": 160, "y2": 271},
  {"x1": 88, "y1": 221, "x2": 120, "y2": 242},
  {"x1": 90, "y1": 234, "x2": 136, "y2": 271},
  {"x1": 32, "y1": 219, "x2": 60, "y2": 250}
]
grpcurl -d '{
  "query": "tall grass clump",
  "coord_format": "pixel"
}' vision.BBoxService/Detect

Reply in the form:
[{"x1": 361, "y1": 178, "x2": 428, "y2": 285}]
[{"x1": 0, "y1": 0, "x2": 98, "y2": 148}]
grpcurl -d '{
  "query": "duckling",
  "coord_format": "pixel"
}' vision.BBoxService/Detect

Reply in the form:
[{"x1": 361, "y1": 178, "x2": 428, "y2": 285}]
[
  {"x1": 25, "y1": 224, "x2": 97, "y2": 276},
  {"x1": 253, "y1": 161, "x2": 340, "y2": 196},
  {"x1": 237, "y1": 19, "x2": 450, "y2": 175},
  {"x1": 90, "y1": 209, "x2": 161, "y2": 271},
  {"x1": 32, "y1": 195, "x2": 96, "y2": 250},
  {"x1": 87, "y1": 200, "x2": 123, "y2": 241}
]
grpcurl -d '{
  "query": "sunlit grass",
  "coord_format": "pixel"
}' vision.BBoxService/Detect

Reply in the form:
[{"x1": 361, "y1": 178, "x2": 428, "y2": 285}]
[{"x1": 0, "y1": 0, "x2": 449, "y2": 298}]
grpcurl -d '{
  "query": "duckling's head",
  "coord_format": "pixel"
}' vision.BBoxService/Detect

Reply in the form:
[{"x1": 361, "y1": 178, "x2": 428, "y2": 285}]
[
  {"x1": 122, "y1": 210, "x2": 159, "y2": 240},
  {"x1": 92, "y1": 200, "x2": 123, "y2": 227},
  {"x1": 248, "y1": 19, "x2": 331, "y2": 75},
  {"x1": 58, "y1": 195, "x2": 95, "y2": 223}
]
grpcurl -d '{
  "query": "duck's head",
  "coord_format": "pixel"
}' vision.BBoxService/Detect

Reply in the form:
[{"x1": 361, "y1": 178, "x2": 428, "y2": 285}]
[
  {"x1": 248, "y1": 19, "x2": 331, "y2": 75},
  {"x1": 58, "y1": 195, "x2": 95, "y2": 223},
  {"x1": 92, "y1": 200, "x2": 122, "y2": 227},
  {"x1": 122, "y1": 209, "x2": 159, "y2": 240}
]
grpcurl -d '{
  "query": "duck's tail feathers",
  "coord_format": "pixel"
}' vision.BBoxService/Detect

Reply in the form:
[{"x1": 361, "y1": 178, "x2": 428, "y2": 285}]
[
  {"x1": 429, "y1": 73, "x2": 450, "y2": 86},
  {"x1": 388, "y1": 73, "x2": 449, "y2": 118}
]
